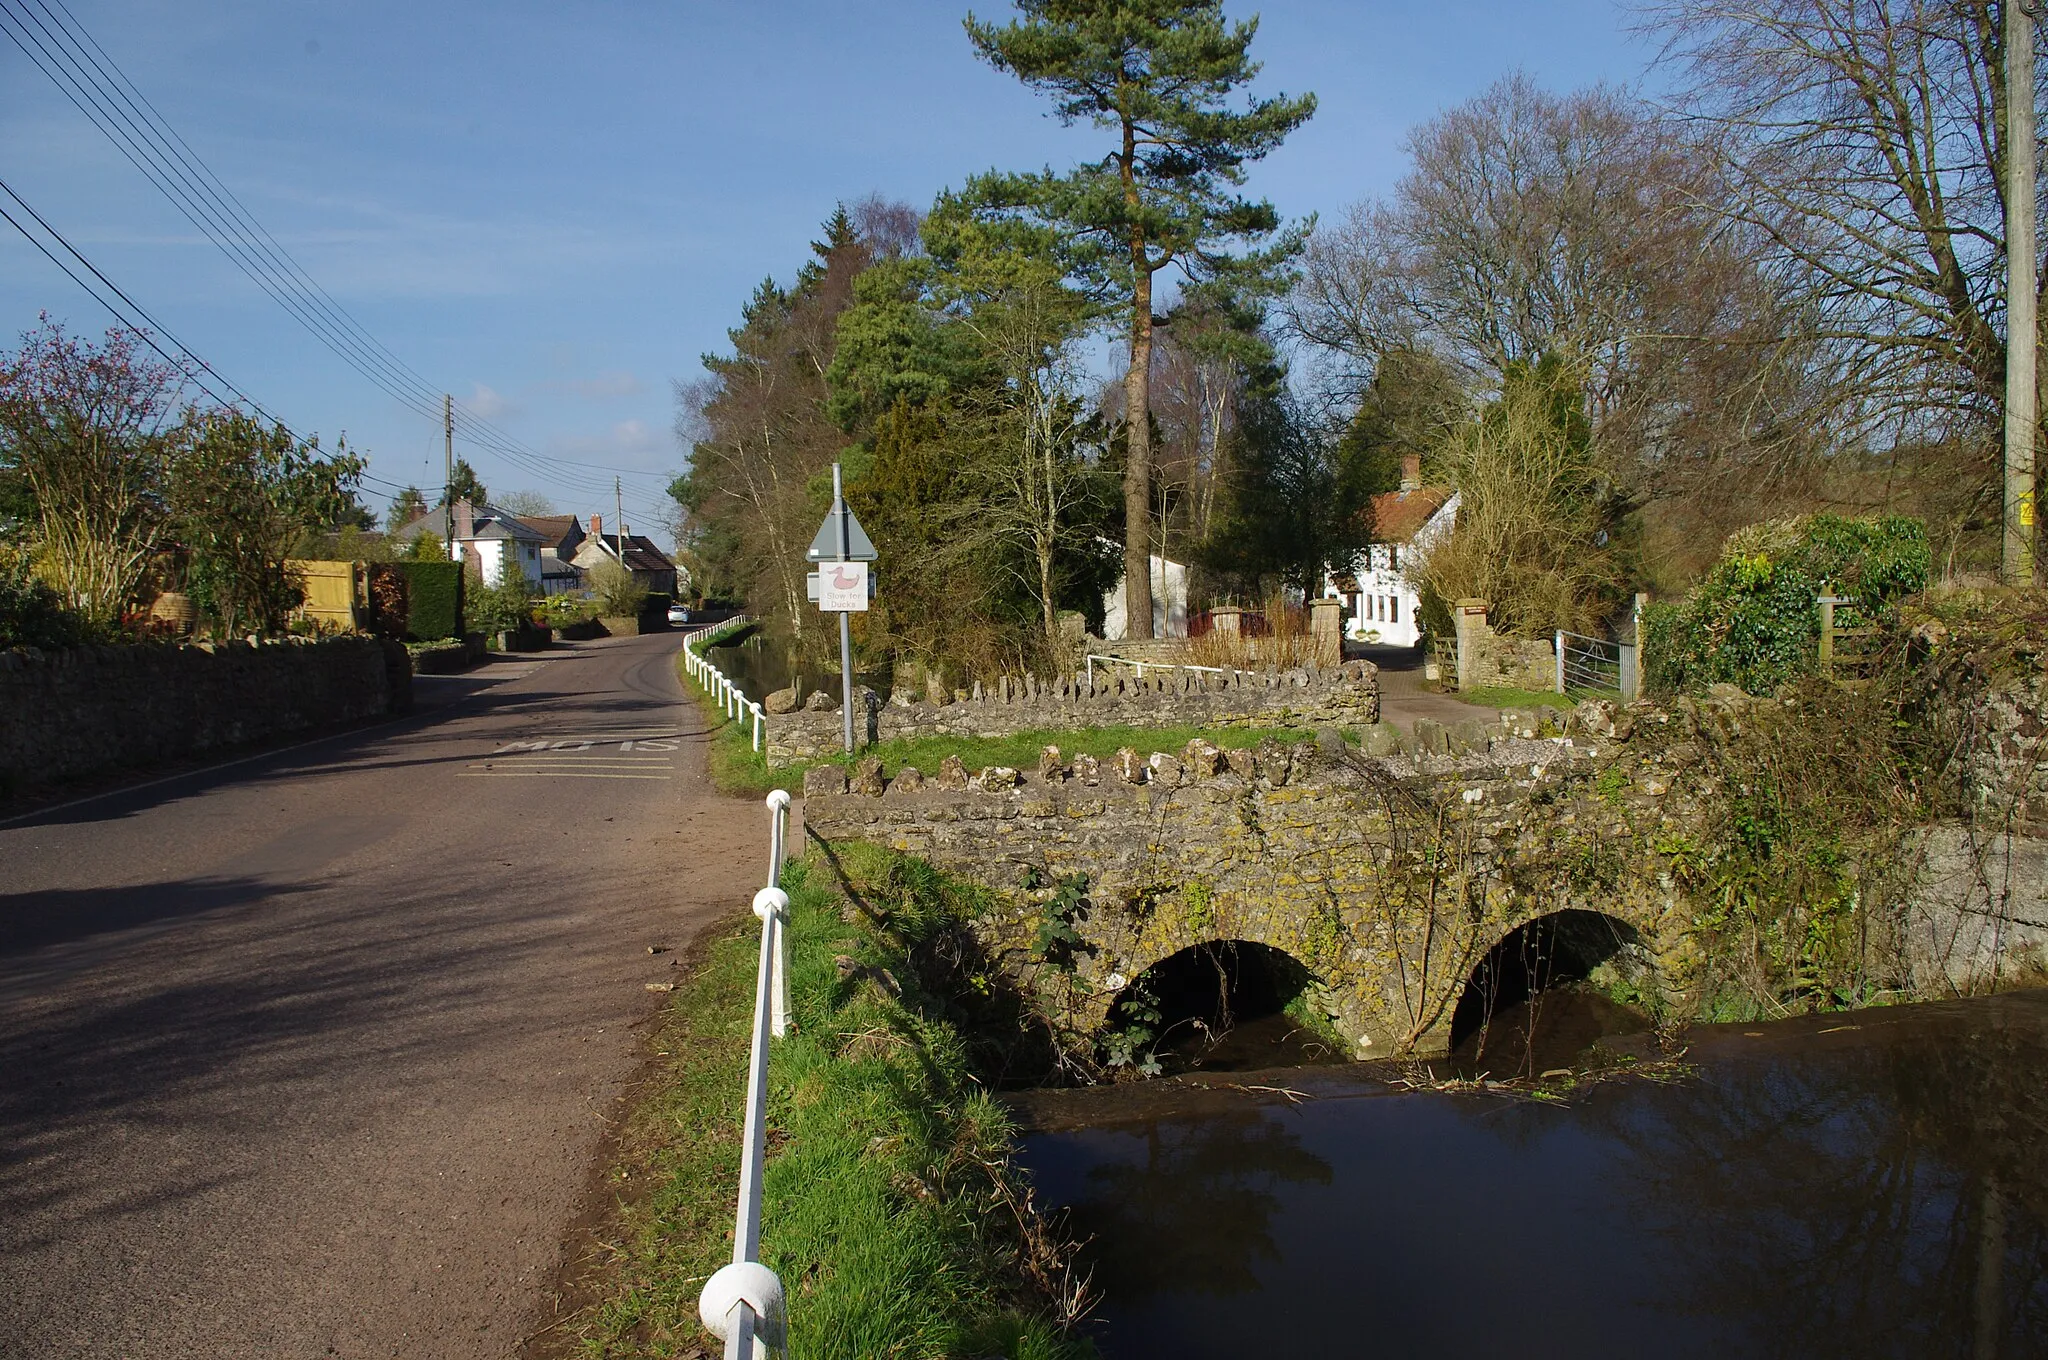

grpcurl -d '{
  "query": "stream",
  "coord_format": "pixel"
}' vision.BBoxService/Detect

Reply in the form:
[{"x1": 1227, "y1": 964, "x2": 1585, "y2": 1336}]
[
  {"x1": 1009, "y1": 990, "x2": 2048, "y2": 1357},
  {"x1": 707, "y1": 631, "x2": 892, "y2": 706}
]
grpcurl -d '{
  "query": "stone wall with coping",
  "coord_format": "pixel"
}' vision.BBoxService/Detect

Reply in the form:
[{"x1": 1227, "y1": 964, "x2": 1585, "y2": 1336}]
[
  {"x1": 0, "y1": 635, "x2": 407, "y2": 793},
  {"x1": 764, "y1": 660, "x2": 1380, "y2": 765}
]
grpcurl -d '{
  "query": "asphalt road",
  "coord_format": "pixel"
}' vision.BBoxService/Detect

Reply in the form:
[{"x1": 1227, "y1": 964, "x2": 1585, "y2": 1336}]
[{"x1": 0, "y1": 633, "x2": 760, "y2": 1359}]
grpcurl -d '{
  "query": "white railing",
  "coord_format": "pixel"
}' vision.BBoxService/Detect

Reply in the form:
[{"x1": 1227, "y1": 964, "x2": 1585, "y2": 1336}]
[
  {"x1": 1083, "y1": 651, "x2": 1249, "y2": 684},
  {"x1": 697, "y1": 789, "x2": 794, "y2": 1358},
  {"x1": 684, "y1": 617, "x2": 767, "y2": 752}
]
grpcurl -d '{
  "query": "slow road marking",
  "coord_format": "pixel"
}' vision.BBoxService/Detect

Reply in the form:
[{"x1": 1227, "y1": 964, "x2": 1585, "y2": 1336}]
[{"x1": 462, "y1": 732, "x2": 679, "y2": 780}]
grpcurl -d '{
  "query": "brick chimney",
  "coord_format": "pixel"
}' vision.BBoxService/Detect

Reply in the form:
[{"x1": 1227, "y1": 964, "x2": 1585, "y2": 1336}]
[
  {"x1": 1400, "y1": 453, "x2": 1422, "y2": 492},
  {"x1": 590, "y1": 513, "x2": 602, "y2": 537},
  {"x1": 454, "y1": 498, "x2": 475, "y2": 541}
]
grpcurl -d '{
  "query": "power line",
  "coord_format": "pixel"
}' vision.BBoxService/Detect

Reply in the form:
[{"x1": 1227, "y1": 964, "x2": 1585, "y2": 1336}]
[
  {"x1": 3, "y1": 0, "x2": 680, "y2": 514},
  {"x1": 2, "y1": 174, "x2": 409, "y2": 512}
]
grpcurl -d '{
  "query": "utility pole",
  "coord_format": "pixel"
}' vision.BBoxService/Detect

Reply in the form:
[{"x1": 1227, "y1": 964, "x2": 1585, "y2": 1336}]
[
  {"x1": 614, "y1": 477, "x2": 625, "y2": 566},
  {"x1": 442, "y1": 392, "x2": 455, "y2": 557},
  {"x1": 2006, "y1": 0, "x2": 2038, "y2": 586},
  {"x1": 834, "y1": 463, "x2": 854, "y2": 753}
]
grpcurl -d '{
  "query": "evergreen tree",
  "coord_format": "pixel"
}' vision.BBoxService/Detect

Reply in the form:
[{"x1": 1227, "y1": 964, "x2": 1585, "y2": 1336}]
[
  {"x1": 965, "y1": 0, "x2": 1314, "y2": 637},
  {"x1": 386, "y1": 485, "x2": 428, "y2": 532},
  {"x1": 436, "y1": 459, "x2": 486, "y2": 508}
]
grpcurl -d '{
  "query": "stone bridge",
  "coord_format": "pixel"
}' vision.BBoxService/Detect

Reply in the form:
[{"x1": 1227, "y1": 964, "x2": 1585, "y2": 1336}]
[
  {"x1": 802, "y1": 704, "x2": 1702, "y2": 1059},
  {"x1": 802, "y1": 685, "x2": 2048, "y2": 1060}
]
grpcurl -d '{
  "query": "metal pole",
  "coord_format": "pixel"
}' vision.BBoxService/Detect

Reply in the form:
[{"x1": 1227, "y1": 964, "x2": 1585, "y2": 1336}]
[
  {"x1": 834, "y1": 463, "x2": 854, "y2": 754},
  {"x1": 2007, "y1": 0, "x2": 2038, "y2": 586},
  {"x1": 442, "y1": 393, "x2": 454, "y2": 551},
  {"x1": 736, "y1": 888, "x2": 786, "y2": 1265},
  {"x1": 1555, "y1": 630, "x2": 1566, "y2": 695}
]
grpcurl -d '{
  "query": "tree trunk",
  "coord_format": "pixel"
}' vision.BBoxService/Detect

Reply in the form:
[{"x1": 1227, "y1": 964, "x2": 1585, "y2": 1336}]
[{"x1": 1124, "y1": 261, "x2": 1156, "y2": 640}]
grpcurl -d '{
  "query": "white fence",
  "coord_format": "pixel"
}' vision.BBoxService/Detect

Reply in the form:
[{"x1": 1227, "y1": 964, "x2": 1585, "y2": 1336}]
[
  {"x1": 697, "y1": 789, "x2": 794, "y2": 1358},
  {"x1": 1084, "y1": 652, "x2": 1249, "y2": 684},
  {"x1": 683, "y1": 617, "x2": 767, "y2": 752}
]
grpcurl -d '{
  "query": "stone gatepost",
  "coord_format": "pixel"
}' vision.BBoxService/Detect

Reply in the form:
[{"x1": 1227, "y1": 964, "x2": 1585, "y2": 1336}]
[
  {"x1": 1454, "y1": 598, "x2": 1491, "y2": 693},
  {"x1": 1310, "y1": 597, "x2": 1343, "y2": 665}
]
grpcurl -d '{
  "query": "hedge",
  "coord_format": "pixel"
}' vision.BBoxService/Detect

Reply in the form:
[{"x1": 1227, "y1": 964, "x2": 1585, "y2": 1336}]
[
  {"x1": 395, "y1": 560, "x2": 464, "y2": 641},
  {"x1": 1643, "y1": 513, "x2": 1929, "y2": 697}
]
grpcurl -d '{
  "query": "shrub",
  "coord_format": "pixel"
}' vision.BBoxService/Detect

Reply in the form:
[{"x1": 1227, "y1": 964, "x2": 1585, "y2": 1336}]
[
  {"x1": 588, "y1": 557, "x2": 647, "y2": 618},
  {"x1": 395, "y1": 559, "x2": 464, "y2": 640},
  {"x1": 464, "y1": 572, "x2": 535, "y2": 635},
  {"x1": 537, "y1": 593, "x2": 599, "y2": 626},
  {"x1": 0, "y1": 545, "x2": 95, "y2": 648},
  {"x1": 1643, "y1": 513, "x2": 1930, "y2": 696}
]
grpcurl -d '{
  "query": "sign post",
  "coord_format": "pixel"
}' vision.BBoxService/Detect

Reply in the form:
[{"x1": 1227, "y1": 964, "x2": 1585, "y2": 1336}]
[{"x1": 805, "y1": 463, "x2": 877, "y2": 754}]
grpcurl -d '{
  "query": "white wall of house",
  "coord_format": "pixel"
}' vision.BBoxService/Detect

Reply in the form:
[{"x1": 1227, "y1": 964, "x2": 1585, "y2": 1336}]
[
  {"x1": 1322, "y1": 491, "x2": 1459, "y2": 648},
  {"x1": 466, "y1": 537, "x2": 543, "y2": 588},
  {"x1": 1102, "y1": 554, "x2": 1189, "y2": 640}
]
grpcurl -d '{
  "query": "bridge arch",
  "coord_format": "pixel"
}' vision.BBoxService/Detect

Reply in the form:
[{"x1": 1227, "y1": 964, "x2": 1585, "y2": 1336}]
[
  {"x1": 1449, "y1": 909, "x2": 1645, "y2": 1057},
  {"x1": 1104, "y1": 939, "x2": 1316, "y2": 1063}
]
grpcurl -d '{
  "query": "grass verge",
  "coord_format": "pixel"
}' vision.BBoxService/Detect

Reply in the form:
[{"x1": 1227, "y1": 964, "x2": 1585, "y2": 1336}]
[
  {"x1": 1459, "y1": 685, "x2": 1576, "y2": 711},
  {"x1": 562, "y1": 853, "x2": 1092, "y2": 1359},
  {"x1": 679, "y1": 647, "x2": 1315, "y2": 798}
]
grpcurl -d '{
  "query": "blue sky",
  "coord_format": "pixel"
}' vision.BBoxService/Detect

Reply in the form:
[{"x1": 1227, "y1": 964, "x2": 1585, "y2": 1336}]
[{"x1": 1, "y1": 1, "x2": 1665, "y2": 544}]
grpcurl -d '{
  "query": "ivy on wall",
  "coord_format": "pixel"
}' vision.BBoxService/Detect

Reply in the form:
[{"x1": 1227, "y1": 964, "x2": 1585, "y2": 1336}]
[{"x1": 1642, "y1": 514, "x2": 1929, "y2": 697}]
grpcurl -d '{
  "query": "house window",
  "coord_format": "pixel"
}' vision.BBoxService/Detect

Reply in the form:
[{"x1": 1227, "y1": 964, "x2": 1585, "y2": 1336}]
[
  {"x1": 1389, "y1": 545, "x2": 1400, "y2": 570},
  {"x1": 1391, "y1": 596, "x2": 1400, "y2": 624}
]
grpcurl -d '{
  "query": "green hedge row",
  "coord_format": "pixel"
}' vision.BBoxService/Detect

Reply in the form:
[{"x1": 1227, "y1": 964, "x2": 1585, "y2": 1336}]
[
  {"x1": 1643, "y1": 513, "x2": 1929, "y2": 697},
  {"x1": 395, "y1": 560, "x2": 464, "y2": 641}
]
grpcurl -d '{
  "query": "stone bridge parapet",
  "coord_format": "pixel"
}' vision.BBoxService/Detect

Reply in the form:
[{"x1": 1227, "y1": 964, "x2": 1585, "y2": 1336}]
[
  {"x1": 764, "y1": 660, "x2": 1380, "y2": 765},
  {"x1": 803, "y1": 703, "x2": 1704, "y2": 1058}
]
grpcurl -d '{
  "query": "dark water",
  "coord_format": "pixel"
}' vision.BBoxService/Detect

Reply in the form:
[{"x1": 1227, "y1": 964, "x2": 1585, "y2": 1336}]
[
  {"x1": 708, "y1": 632, "x2": 893, "y2": 705},
  {"x1": 1013, "y1": 991, "x2": 2048, "y2": 1358}
]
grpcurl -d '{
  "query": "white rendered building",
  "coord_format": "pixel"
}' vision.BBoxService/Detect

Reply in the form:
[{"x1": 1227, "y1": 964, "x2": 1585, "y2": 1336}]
[{"x1": 1324, "y1": 458, "x2": 1458, "y2": 649}]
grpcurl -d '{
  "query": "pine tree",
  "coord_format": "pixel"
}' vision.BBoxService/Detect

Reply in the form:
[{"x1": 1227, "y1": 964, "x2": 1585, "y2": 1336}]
[
  {"x1": 965, "y1": 0, "x2": 1314, "y2": 636},
  {"x1": 386, "y1": 485, "x2": 428, "y2": 532}
]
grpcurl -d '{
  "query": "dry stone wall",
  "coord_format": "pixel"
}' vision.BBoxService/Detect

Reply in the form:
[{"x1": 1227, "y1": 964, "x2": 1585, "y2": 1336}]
[
  {"x1": 765, "y1": 660, "x2": 1379, "y2": 765},
  {"x1": 0, "y1": 635, "x2": 407, "y2": 794}
]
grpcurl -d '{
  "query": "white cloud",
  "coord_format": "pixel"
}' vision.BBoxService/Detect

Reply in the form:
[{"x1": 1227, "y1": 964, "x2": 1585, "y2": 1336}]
[
  {"x1": 610, "y1": 419, "x2": 657, "y2": 454},
  {"x1": 467, "y1": 383, "x2": 516, "y2": 419},
  {"x1": 569, "y1": 370, "x2": 644, "y2": 401}
]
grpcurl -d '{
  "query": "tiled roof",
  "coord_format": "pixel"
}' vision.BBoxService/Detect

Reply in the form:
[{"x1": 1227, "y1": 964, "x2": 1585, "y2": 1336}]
[
  {"x1": 520, "y1": 514, "x2": 583, "y2": 549},
  {"x1": 1369, "y1": 486, "x2": 1454, "y2": 544}
]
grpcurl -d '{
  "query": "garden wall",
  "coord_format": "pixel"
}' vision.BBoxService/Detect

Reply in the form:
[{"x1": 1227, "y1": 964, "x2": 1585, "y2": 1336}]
[
  {"x1": 0, "y1": 635, "x2": 408, "y2": 794},
  {"x1": 763, "y1": 660, "x2": 1380, "y2": 765}
]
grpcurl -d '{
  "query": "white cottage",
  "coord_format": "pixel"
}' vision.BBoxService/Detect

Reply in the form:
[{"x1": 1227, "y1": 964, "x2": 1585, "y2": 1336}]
[
  {"x1": 1324, "y1": 456, "x2": 1458, "y2": 649},
  {"x1": 1102, "y1": 553, "x2": 1189, "y2": 640}
]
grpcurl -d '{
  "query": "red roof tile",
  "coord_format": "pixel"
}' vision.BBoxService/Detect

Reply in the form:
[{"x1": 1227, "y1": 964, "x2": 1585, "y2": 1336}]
[{"x1": 1369, "y1": 486, "x2": 1454, "y2": 544}]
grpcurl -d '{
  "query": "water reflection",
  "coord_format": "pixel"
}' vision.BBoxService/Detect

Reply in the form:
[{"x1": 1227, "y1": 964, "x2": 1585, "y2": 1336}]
[
  {"x1": 1015, "y1": 992, "x2": 2048, "y2": 1358},
  {"x1": 1025, "y1": 1109, "x2": 1332, "y2": 1300},
  {"x1": 708, "y1": 632, "x2": 892, "y2": 704}
]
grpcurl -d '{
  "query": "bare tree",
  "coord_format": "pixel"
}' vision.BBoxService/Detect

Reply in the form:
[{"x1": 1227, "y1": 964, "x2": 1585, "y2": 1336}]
[
  {"x1": 1289, "y1": 74, "x2": 1836, "y2": 560},
  {"x1": 1646, "y1": 0, "x2": 2041, "y2": 527}
]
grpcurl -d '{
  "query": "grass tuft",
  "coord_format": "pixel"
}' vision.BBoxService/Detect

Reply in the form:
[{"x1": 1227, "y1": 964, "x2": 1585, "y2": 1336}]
[{"x1": 564, "y1": 856, "x2": 1093, "y2": 1359}]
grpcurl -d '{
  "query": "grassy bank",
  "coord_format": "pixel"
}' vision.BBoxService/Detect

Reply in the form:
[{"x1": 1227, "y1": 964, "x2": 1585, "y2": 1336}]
[
  {"x1": 679, "y1": 648, "x2": 1313, "y2": 798},
  {"x1": 561, "y1": 853, "x2": 1091, "y2": 1359}
]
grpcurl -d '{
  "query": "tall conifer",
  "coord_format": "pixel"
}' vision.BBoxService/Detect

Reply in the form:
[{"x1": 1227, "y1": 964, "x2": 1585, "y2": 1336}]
[{"x1": 965, "y1": 0, "x2": 1313, "y2": 636}]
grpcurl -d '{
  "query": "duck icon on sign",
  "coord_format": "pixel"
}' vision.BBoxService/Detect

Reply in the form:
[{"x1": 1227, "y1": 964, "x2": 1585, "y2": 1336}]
[{"x1": 816, "y1": 560, "x2": 871, "y2": 612}]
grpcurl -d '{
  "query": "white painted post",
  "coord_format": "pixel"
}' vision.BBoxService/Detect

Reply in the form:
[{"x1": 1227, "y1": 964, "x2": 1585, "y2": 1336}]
[
  {"x1": 751, "y1": 703, "x2": 762, "y2": 753},
  {"x1": 1555, "y1": 630, "x2": 1566, "y2": 694},
  {"x1": 764, "y1": 790, "x2": 791, "y2": 1038}
]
